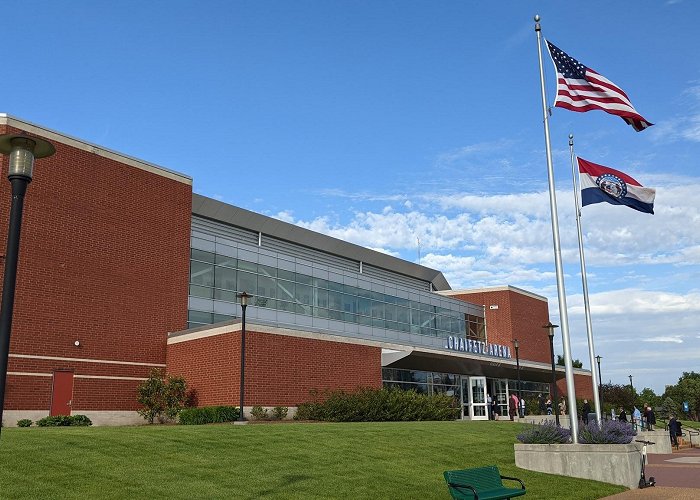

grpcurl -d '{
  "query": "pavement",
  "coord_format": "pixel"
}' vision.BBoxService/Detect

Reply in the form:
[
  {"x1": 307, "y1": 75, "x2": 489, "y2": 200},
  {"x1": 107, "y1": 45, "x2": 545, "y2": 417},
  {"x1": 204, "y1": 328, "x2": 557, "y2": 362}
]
[{"x1": 603, "y1": 446, "x2": 700, "y2": 499}]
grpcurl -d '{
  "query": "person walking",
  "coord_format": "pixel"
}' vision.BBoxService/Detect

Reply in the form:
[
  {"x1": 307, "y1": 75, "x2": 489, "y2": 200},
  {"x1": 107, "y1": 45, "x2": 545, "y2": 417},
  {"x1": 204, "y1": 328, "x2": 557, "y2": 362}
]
[
  {"x1": 582, "y1": 399, "x2": 592, "y2": 424},
  {"x1": 645, "y1": 405, "x2": 656, "y2": 431},
  {"x1": 546, "y1": 396, "x2": 553, "y2": 415},
  {"x1": 487, "y1": 393, "x2": 493, "y2": 420},
  {"x1": 669, "y1": 415, "x2": 679, "y2": 447},
  {"x1": 633, "y1": 406, "x2": 641, "y2": 431},
  {"x1": 618, "y1": 406, "x2": 628, "y2": 423}
]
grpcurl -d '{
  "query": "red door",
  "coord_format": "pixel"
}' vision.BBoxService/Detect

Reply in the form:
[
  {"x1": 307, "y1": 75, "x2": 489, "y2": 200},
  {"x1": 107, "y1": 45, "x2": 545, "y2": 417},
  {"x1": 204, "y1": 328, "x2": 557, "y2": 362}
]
[{"x1": 50, "y1": 371, "x2": 74, "y2": 416}]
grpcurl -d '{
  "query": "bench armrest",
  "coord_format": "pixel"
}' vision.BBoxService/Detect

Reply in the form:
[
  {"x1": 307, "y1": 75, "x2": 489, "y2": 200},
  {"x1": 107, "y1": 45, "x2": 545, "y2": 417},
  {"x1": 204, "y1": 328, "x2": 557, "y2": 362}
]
[
  {"x1": 500, "y1": 475, "x2": 525, "y2": 490},
  {"x1": 447, "y1": 482, "x2": 479, "y2": 499}
]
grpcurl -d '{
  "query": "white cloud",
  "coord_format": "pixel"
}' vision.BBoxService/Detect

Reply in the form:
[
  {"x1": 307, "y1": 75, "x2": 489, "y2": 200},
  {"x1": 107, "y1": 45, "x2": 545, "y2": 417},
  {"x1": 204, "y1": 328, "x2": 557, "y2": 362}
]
[{"x1": 642, "y1": 336, "x2": 684, "y2": 344}]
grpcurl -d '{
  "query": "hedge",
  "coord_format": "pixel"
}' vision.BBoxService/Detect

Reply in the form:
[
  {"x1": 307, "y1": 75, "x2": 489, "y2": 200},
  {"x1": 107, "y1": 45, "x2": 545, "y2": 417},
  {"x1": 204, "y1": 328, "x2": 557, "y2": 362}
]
[{"x1": 178, "y1": 406, "x2": 240, "y2": 425}]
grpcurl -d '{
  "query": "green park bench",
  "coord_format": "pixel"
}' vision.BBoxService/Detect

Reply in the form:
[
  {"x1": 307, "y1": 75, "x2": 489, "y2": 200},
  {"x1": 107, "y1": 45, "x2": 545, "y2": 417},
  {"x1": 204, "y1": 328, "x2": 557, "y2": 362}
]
[{"x1": 443, "y1": 465, "x2": 526, "y2": 500}]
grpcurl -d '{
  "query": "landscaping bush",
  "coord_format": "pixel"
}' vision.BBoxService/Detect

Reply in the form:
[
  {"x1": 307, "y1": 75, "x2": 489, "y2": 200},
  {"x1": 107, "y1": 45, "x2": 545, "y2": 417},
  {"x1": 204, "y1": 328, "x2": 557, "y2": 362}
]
[
  {"x1": 516, "y1": 421, "x2": 571, "y2": 444},
  {"x1": 250, "y1": 405, "x2": 269, "y2": 420},
  {"x1": 578, "y1": 419, "x2": 636, "y2": 444},
  {"x1": 178, "y1": 406, "x2": 239, "y2": 425},
  {"x1": 137, "y1": 369, "x2": 189, "y2": 423},
  {"x1": 16, "y1": 419, "x2": 32, "y2": 427},
  {"x1": 294, "y1": 388, "x2": 460, "y2": 422},
  {"x1": 35, "y1": 415, "x2": 92, "y2": 427},
  {"x1": 271, "y1": 406, "x2": 288, "y2": 420}
]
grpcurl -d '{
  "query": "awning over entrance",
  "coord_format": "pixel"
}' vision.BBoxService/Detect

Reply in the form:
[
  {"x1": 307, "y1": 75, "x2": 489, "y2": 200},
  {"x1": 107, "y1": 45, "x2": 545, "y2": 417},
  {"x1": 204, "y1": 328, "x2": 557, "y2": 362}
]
[{"x1": 382, "y1": 348, "x2": 566, "y2": 383}]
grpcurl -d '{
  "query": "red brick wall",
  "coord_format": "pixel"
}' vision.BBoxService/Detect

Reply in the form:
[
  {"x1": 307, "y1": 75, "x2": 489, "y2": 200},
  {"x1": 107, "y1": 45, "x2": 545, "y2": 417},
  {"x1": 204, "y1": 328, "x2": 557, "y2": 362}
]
[
  {"x1": 557, "y1": 373, "x2": 594, "y2": 400},
  {"x1": 167, "y1": 329, "x2": 383, "y2": 407},
  {"x1": 1, "y1": 123, "x2": 192, "y2": 412},
  {"x1": 451, "y1": 289, "x2": 551, "y2": 364}
]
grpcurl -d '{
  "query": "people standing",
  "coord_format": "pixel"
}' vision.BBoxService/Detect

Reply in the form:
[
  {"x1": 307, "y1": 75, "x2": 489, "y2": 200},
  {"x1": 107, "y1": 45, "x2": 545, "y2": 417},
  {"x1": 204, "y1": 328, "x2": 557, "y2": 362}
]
[
  {"x1": 633, "y1": 406, "x2": 641, "y2": 431},
  {"x1": 487, "y1": 393, "x2": 493, "y2": 420},
  {"x1": 491, "y1": 396, "x2": 499, "y2": 420},
  {"x1": 582, "y1": 399, "x2": 592, "y2": 424},
  {"x1": 509, "y1": 393, "x2": 518, "y2": 421},
  {"x1": 645, "y1": 405, "x2": 656, "y2": 431},
  {"x1": 618, "y1": 406, "x2": 628, "y2": 423},
  {"x1": 519, "y1": 397, "x2": 525, "y2": 418},
  {"x1": 558, "y1": 396, "x2": 567, "y2": 416},
  {"x1": 538, "y1": 393, "x2": 546, "y2": 415}
]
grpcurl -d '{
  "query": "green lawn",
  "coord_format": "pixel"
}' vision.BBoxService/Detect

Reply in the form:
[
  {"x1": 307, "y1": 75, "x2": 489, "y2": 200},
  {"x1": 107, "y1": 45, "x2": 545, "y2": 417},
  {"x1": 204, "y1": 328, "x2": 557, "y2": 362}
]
[{"x1": 0, "y1": 421, "x2": 626, "y2": 499}]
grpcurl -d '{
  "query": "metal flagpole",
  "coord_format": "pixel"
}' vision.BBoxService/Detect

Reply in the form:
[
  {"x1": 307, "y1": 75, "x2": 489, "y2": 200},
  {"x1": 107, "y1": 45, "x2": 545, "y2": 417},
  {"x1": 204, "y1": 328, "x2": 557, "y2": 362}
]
[
  {"x1": 568, "y1": 134, "x2": 602, "y2": 425},
  {"x1": 534, "y1": 14, "x2": 579, "y2": 442}
]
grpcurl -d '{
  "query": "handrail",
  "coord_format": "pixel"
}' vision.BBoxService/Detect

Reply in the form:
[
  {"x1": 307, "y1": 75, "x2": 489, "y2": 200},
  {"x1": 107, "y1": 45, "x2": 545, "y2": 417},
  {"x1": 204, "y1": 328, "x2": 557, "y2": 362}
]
[{"x1": 687, "y1": 428, "x2": 699, "y2": 448}]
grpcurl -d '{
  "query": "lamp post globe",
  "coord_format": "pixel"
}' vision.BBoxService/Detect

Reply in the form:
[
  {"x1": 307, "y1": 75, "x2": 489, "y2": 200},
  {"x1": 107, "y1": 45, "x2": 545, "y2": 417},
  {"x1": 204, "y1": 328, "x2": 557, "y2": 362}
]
[{"x1": 0, "y1": 135, "x2": 55, "y2": 437}]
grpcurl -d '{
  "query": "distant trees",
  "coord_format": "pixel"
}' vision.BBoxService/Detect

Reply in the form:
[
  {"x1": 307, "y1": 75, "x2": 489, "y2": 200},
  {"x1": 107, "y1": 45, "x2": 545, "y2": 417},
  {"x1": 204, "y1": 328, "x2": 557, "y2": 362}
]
[
  {"x1": 663, "y1": 371, "x2": 700, "y2": 421},
  {"x1": 556, "y1": 355, "x2": 583, "y2": 369}
]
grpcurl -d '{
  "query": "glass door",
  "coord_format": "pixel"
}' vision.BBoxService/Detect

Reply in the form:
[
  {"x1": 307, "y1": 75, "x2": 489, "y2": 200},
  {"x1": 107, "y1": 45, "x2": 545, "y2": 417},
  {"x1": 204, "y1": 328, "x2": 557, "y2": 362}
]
[{"x1": 469, "y1": 376, "x2": 488, "y2": 420}]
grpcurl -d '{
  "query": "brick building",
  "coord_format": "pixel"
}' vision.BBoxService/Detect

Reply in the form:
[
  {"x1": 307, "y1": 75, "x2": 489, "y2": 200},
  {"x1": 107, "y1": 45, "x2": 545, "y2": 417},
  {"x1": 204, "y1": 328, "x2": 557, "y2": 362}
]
[{"x1": 0, "y1": 114, "x2": 592, "y2": 426}]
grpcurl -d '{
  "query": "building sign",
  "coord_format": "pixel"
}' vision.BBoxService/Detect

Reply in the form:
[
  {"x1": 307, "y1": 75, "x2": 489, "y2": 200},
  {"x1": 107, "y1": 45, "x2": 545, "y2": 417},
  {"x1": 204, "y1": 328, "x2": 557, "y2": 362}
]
[{"x1": 445, "y1": 335, "x2": 512, "y2": 359}]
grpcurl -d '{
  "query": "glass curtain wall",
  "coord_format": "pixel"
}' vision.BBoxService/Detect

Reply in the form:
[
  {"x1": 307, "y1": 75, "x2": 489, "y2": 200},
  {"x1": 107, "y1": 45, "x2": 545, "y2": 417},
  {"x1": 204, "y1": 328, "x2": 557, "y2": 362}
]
[{"x1": 189, "y1": 248, "x2": 484, "y2": 342}]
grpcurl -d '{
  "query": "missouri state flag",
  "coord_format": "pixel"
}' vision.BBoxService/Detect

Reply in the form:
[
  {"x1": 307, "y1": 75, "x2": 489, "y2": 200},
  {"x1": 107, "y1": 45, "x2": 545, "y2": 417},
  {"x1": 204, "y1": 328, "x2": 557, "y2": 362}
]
[{"x1": 578, "y1": 158, "x2": 656, "y2": 214}]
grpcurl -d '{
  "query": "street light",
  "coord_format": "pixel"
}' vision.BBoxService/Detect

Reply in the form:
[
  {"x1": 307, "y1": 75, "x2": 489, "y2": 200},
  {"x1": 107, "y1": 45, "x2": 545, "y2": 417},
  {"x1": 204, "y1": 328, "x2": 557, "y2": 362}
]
[
  {"x1": 237, "y1": 291, "x2": 250, "y2": 422},
  {"x1": 513, "y1": 339, "x2": 522, "y2": 417},
  {"x1": 595, "y1": 355, "x2": 603, "y2": 416},
  {"x1": 0, "y1": 135, "x2": 55, "y2": 435},
  {"x1": 543, "y1": 322, "x2": 560, "y2": 426}
]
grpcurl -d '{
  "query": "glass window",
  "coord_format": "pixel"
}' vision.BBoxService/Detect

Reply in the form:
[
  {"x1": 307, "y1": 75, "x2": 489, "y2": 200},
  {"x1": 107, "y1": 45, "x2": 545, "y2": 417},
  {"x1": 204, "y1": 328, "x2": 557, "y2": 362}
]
[
  {"x1": 258, "y1": 264, "x2": 277, "y2": 278},
  {"x1": 358, "y1": 315, "x2": 372, "y2": 326},
  {"x1": 314, "y1": 307, "x2": 329, "y2": 318},
  {"x1": 385, "y1": 303, "x2": 397, "y2": 322},
  {"x1": 237, "y1": 271, "x2": 257, "y2": 295},
  {"x1": 189, "y1": 284, "x2": 212, "y2": 299},
  {"x1": 371, "y1": 302, "x2": 385, "y2": 320},
  {"x1": 315, "y1": 288, "x2": 328, "y2": 308},
  {"x1": 396, "y1": 306, "x2": 409, "y2": 325},
  {"x1": 277, "y1": 280, "x2": 295, "y2": 301},
  {"x1": 278, "y1": 269, "x2": 295, "y2": 282},
  {"x1": 213, "y1": 313, "x2": 234, "y2": 323},
  {"x1": 255, "y1": 296, "x2": 275, "y2": 309},
  {"x1": 314, "y1": 277, "x2": 329, "y2": 289},
  {"x1": 328, "y1": 291, "x2": 343, "y2": 311},
  {"x1": 188, "y1": 310, "x2": 213, "y2": 324},
  {"x1": 190, "y1": 261, "x2": 214, "y2": 287},
  {"x1": 297, "y1": 273, "x2": 313, "y2": 285},
  {"x1": 296, "y1": 283, "x2": 313, "y2": 305},
  {"x1": 258, "y1": 275, "x2": 277, "y2": 299},
  {"x1": 278, "y1": 299, "x2": 294, "y2": 312},
  {"x1": 191, "y1": 249, "x2": 215, "y2": 263},
  {"x1": 341, "y1": 293, "x2": 356, "y2": 313},
  {"x1": 214, "y1": 289, "x2": 237, "y2": 302},
  {"x1": 215, "y1": 266, "x2": 237, "y2": 291},
  {"x1": 328, "y1": 309, "x2": 343, "y2": 320},
  {"x1": 215, "y1": 255, "x2": 237, "y2": 268},
  {"x1": 358, "y1": 298, "x2": 371, "y2": 317},
  {"x1": 238, "y1": 260, "x2": 257, "y2": 273},
  {"x1": 329, "y1": 281, "x2": 344, "y2": 293}
]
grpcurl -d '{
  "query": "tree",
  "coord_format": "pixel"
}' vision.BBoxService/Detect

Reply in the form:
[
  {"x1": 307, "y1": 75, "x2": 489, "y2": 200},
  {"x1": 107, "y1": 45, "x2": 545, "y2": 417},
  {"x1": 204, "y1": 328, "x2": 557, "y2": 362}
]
[
  {"x1": 556, "y1": 355, "x2": 583, "y2": 369},
  {"x1": 600, "y1": 383, "x2": 635, "y2": 412},
  {"x1": 664, "y1": 372, "x2": 700, "y2": 421},
  {"x1": 137, "y1": 369, "x2": 188, "y2": 423},
  {"x1": 635, "y1": 387, "x2": 660, "y2": 411}
]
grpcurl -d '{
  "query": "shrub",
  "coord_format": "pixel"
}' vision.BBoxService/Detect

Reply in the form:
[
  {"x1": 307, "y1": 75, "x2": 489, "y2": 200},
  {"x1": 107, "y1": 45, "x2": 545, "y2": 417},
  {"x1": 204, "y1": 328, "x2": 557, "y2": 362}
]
[
  {"x1": 35, "y1": 415, "x2": 92, "y2": 427},
  {"x1": 16, "y1": 419, "x2": 32, "y2": 428},
  {"x1": 579, "y1": 419, "x2": 636, "y2": 444},
  {"x1": 271, "y1": 406, "x2": 288, "y2": 420},
  {"x1": 137, "y1": 369, "x2": 189, "y2": 423},
  {"x1": 250, "y1": 405, "x2": 269, "y2": 420},
  {"x1": 517, "y1": 421, "x2": 571, "y2": 444},
  {"x1": 178, "y1": 406, "x2": 240, "y2": 425},
  {"x1": 71, "y1": 415, "x2": 93, "y2": 426},
  {"x1": 294, "y1": 388, "x2": 460, "y2": 422}
]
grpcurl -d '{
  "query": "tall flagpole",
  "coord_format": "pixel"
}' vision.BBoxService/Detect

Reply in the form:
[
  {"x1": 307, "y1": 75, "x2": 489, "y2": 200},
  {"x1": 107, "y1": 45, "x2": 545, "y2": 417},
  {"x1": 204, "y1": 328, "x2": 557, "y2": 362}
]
[
  {"x1": 534, "y1": 14, "x2": 579, "y2": 442},
  {"x1": 568, "y1": 134, "x2": 602, "y2": 425}
]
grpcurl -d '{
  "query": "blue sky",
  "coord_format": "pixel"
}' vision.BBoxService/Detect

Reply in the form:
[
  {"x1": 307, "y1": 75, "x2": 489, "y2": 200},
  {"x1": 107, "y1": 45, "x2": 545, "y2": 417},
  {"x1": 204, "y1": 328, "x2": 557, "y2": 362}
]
[{"x1": 3, "y1": 1, "x2": 699, "y2": 394}]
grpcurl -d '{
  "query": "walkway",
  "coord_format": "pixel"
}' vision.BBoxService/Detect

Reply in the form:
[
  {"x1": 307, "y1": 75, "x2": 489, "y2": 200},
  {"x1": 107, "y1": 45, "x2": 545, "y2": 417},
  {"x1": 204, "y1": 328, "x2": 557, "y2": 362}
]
[{"x1": 604, "y1": 446, "x2": 700, "y2": 499}]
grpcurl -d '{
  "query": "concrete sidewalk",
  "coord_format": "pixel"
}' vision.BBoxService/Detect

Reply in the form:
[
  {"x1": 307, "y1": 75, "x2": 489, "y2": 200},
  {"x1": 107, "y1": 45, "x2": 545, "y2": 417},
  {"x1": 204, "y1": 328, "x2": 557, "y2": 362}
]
[{"x1": 603, "y1": 446, "x2": 700, "y2": 498}]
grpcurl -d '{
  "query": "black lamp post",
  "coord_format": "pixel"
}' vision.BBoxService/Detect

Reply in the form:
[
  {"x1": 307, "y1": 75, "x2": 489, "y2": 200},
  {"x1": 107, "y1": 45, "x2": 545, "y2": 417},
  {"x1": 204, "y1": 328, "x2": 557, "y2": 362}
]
[
  {"x1": 237, "y1": 291, "x2": 250, "y2": 422},
  {"x1": 595, "y1": 355, "x2": 603, "y2": 415},
  {"x1": 0, "y1": 135, "x2": 55, "y2": 435},
  {"x1": 513, "y1": 339, "x2": 522, "y2": 417},
  {"x1": 543, "y1": 321, "x2": 560, "y2": 426}
]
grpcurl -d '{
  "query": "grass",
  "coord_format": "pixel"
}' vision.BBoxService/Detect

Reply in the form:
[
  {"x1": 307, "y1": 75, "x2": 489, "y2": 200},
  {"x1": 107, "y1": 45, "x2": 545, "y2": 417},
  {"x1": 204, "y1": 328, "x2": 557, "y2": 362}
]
[{"x1": 0, "y1": 421, "x2": 626, "y2": 499}]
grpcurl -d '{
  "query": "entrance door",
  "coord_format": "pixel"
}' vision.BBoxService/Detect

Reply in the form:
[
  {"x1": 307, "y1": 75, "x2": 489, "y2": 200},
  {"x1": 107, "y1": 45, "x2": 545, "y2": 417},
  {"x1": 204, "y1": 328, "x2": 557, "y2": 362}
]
[
  {"x1": 469, "y1": 376, "x2": 488, "y2": 420},
  {"x1": 50, "y1": 371, "x2": 74, "y2": 416}
]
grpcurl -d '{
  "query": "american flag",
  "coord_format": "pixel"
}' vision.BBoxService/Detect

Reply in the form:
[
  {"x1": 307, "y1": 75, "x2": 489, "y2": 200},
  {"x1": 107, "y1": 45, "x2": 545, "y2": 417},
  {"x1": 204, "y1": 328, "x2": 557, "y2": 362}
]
[{"x1": 546, "y1": 40, "x2": 652, "y2": 132}]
